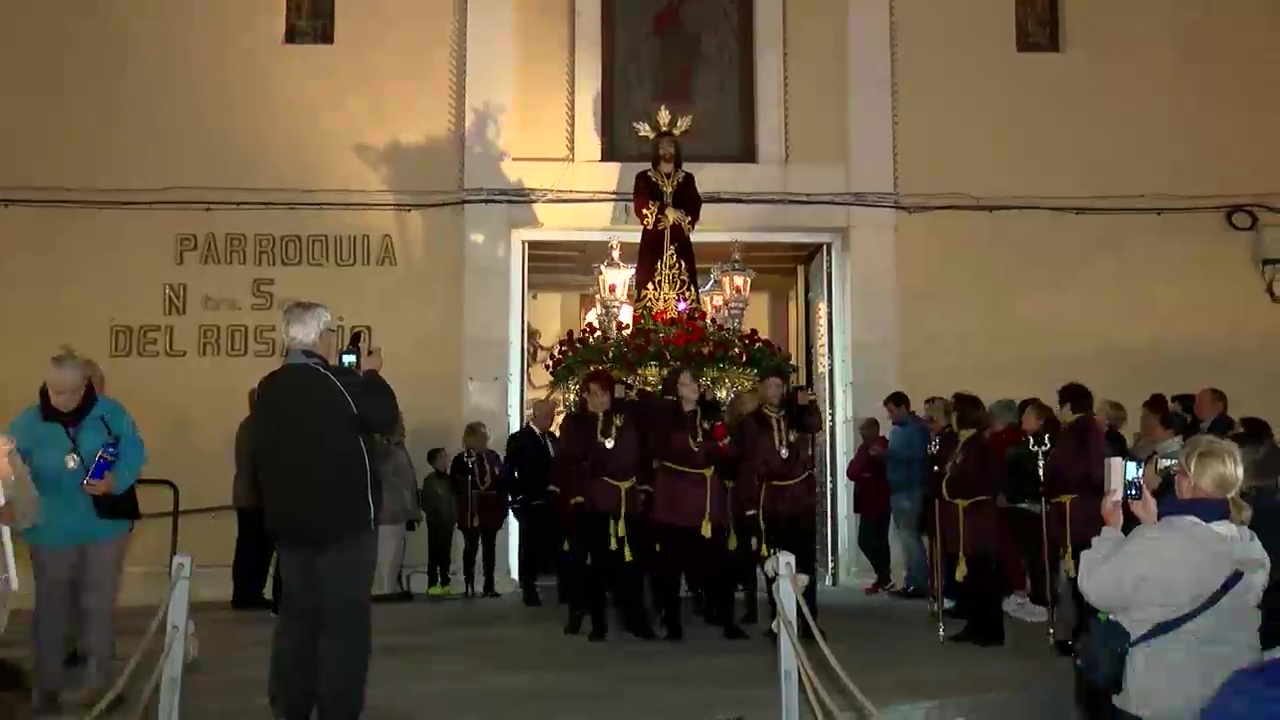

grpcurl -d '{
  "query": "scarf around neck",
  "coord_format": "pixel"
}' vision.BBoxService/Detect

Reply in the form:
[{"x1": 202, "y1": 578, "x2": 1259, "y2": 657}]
[
  {"x1": 38, "y1": 382, "x2": 99, "y2": 428},
  {"x1": 1158, "y1": 496, "x2": 1231, "y2": 524}
]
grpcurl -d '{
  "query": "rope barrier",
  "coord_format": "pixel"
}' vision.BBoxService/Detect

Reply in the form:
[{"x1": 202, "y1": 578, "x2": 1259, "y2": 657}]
[
  {"x1": 770, "y1": 580, "x2": 839, "y2": 718},
  {"x1": 83, "y1": 574, "x2": 181, "y2": 720},
  {"x1": 128, "y1": 626, "x2": 182, "y2": 720},
  {"x1": 786, "y1": 574, "x2": 881, "y2": 718}
]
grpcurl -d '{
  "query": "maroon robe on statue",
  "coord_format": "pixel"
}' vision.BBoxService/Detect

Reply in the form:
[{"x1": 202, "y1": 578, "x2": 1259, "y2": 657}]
[
  {"x1": 736, "y1": 404, "x2": 823, "y2": 519},
  {"x1": 1043, "y1": 414, "x2": 1106, "y2": 564},
  {"x1": 632, "y1": 168, "x2": 702, "y2": 316},
  {"x1": 648, "y1": 402, "x2": 730, "y2": 534},
  {"x1": 937, "y1": 431, "x2": 1002, "y2": 561},
  {"x1": 452, "y1": 448, "x2": 507, "y2": 531}
]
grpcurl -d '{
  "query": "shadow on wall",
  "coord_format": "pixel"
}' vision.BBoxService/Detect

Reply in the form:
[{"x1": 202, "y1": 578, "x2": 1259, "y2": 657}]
[{"x1": 352, "y1": 103, "x2": 536, "y2": 460}]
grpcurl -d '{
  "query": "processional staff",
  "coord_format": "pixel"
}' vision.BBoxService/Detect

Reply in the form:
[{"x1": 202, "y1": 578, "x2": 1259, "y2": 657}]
[
  {"x1": 1029, "y1": 434, "x2": 1054, "y2": 646},
  {"x1": 926, "y1": 434, "x2": 946, "y2": 644}
]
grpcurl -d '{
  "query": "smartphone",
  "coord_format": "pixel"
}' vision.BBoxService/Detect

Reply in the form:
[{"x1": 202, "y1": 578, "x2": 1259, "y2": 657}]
[
  {"x1": 1123, "y1": 459, "x2": 1144, "y2": 501},
  {"x1": 1155, "y1": 457, "x2": 1178, "y2": 473},
  {"x1": 339, "y1": 329, "x2": 364, "y2": 370}
]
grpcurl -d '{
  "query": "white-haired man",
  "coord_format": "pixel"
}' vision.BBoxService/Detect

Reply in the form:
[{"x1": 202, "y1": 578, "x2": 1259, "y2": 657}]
[
  {"x1": 502, "y1": 398, "x2": 560, "y2": 606},
  {"x1": 251, "y1": 302, "x2": 400, "y2": 720}
]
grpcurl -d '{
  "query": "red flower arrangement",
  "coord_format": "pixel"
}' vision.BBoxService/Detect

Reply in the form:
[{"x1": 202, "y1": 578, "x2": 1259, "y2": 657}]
[{"x1": 544, "y1": 308, "x2": 794, "y2": 398}]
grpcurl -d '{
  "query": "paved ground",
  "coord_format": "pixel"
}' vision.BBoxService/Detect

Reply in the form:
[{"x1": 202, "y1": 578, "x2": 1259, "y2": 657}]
[{"x1": 1, "y1": 585, "x2": 1079, "y2": 719}]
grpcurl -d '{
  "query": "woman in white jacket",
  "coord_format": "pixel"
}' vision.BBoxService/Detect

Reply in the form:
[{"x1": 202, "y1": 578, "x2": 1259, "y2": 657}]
[
  {"x1": 1078, "y1": 435, "x2": 1269, "y2": 720},
  {"x1": 0, "y1": 435, "x2": 40, "y2": 707}
]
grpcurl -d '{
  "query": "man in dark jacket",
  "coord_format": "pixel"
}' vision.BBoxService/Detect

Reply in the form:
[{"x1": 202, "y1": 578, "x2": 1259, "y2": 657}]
[
  {"x1": 503, "y1": 399, "x2": 559, "y2": 606},
  {"x1": 1192, "y1": 387, "x2": 1236, "y2": 439},
  {"x1": 231, "y1": 388, "x2": 277, "y2": 611},
  {"x1": 251, "y1": 302, "x2": 400, "y2": 720}
]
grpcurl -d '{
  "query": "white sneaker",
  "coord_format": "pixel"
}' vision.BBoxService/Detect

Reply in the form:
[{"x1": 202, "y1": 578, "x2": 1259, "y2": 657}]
[{"x1": 1003, "y1": 594, "x2": 1048, "y2": 623}]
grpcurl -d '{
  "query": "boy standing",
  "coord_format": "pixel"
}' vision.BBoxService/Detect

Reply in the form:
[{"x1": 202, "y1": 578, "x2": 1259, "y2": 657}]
[{"x1": 421, "y1": 448, "x2": 458, "y2": 595}]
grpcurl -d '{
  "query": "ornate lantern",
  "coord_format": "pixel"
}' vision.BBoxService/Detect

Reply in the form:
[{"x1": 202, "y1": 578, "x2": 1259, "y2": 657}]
[
  {"x1": 718, "y1": 241, "x2": 756, "y2": 330},
  {"x1": 699, "y1": 268, "x2": 727, "y2": 324},
  {"x1": 593, "y1": 239, "x2": 635, "y2": 336}
]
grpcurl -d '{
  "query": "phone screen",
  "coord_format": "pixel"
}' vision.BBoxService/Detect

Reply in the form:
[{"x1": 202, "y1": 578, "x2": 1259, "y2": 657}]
[
  {"x1": 339, "y1": 350, "x2": 360, "y2": 370},
  {"x1": 1123, "y1": 459, "x2": 1144, "y2": 501}
]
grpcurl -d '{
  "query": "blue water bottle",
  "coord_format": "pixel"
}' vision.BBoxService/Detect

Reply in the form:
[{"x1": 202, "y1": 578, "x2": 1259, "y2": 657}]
[{"x1": 85, "y1": 437, "x2": 120, "y2": 483}]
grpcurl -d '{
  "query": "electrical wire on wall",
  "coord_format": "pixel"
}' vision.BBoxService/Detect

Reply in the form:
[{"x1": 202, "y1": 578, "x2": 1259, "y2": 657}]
[{"x1": 0, "y1": 185, "x2": 1277, "y2": 216}]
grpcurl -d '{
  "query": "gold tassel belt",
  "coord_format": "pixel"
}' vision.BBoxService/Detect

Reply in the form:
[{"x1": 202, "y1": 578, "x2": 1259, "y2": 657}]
[
  {"x1": 944, "y1": 496, "x2": 992, "y2": 582},
  {"x1": 1050, "y1": 494, "x2": 1080, "y2": 577},
  {"x1": 756, "y1": 472, "x2": 812, "y2": 558},
  {"x1": 603, "y1": 476, "x2": 636, "y2": 562},
  {"x1": 660, "y1": 462, "x2": 716, "y2": 540}
]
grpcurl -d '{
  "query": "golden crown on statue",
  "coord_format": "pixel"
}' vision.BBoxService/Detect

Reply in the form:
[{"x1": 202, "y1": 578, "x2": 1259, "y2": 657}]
[{"x1": 632, "y1": 105, "x2": 693, "y2": 139}]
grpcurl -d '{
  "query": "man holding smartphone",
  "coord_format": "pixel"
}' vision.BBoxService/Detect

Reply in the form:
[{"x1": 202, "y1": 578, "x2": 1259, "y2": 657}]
[{"x1": 251, "y1": 303, "x2": 400, "y2": 720}]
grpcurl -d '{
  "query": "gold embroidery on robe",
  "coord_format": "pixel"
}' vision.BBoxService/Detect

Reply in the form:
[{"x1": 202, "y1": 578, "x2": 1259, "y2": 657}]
[
  {"x1": 636, "y1": 168, "x2": 694, "y2": 315},
  {"x1": 641, "y1": 201, "x2": 659, "y2": 230}
]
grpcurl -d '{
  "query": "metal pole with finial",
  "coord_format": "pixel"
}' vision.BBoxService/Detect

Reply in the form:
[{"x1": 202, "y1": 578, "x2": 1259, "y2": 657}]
[
  {"x1": 1030, "y1": 434, "x2": 1054, "y2": 646},
  {"x1": 925, "y1": 434, "x2": 946, "y2": 644}
]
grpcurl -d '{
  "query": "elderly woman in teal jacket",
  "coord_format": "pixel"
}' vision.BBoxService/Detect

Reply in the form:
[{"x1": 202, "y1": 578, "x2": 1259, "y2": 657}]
[{"x1": 7, "y1": 348, "x2": 146, "y2": 715}]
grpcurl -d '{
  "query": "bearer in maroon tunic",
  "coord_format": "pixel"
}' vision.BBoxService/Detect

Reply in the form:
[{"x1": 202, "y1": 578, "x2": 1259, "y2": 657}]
[
  {"x1": 647, "y1": 366, "x2": 745, "y2": 641},
  {"x1": 737, "y1": 369, "x2": 822, "y2": 638},
  {"x1": 552, "y1": 371, "x2": 654, "y2": 641},
  {"x1": 919, "y1": 408, "x2": 959, "y2": 606},
  {"x1": 1042, "y1": 381, "x2": 1106, "y2": 652},
  {"x1": 450, "y1": 422, "x2": 507, "y2": 598},
  {"x1": 936, "y1": 393, "x2": 1005, "y2": 646}
]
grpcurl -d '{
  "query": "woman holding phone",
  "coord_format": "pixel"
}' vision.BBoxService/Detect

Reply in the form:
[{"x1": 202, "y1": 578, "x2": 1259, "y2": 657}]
[{"x1": 6, "y1": 347, "x2": 146, "y2": 715}]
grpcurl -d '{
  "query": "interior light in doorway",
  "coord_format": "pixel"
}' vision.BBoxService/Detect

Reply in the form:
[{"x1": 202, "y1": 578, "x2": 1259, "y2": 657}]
[{"x1": 284, "y1": 0, "x2": 335, "y2": 45}]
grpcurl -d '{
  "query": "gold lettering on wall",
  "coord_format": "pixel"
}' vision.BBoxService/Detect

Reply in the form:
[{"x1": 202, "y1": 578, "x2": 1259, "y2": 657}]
[
  {"x1": 174, "y1": 234, "x2": 198, "y2": 265},
  {"x1": 250, "y1": 278, "x2": 275, "y2": 311},
  {"x1": 113, "y1": 233, "x2": 396, "y2": 358},
  {"x1": 199, "y1": 232, "x2": 222, "y2": 265},
  {"x1": 376, "y1": 234, "x2": 397, "y2": 267},
  {"x1": 174, "y1": 233, "x2": 398, "y2": 268},
  {"x1": 163, "y1": 283, "x2": 187, "y2": 317}
]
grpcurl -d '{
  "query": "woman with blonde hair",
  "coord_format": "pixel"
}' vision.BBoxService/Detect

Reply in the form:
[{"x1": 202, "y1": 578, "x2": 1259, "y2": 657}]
[
  {"x1": 450, "y1": 421, "x2": 506, "y2": 598},
  {"x1": 1077, "y1": 435, "x2": 1268, "y2": 719}
]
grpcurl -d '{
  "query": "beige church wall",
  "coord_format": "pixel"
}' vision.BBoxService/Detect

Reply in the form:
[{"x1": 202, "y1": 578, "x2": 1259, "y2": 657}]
[
  {"x1": 510, "y1": 0, "x2": 574, "y2": 161},
  {"x1": 782, "y1": 0, "x2": 849, "y2": 164},
  {"x1": 891, "y1": 0, "x2": 1280, "y2": 420},
  {"x1": 0, "y1": 0, "x2": 465, "y2": 600}
]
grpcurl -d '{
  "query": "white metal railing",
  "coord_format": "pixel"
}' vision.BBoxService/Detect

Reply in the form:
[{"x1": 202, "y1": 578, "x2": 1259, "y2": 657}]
[
  {"x1": 767, "y1": 551, "x2": 880, "y2": 719},
  {"x1": 84, "y1": 553, "x2": 194, "y2": 720}
]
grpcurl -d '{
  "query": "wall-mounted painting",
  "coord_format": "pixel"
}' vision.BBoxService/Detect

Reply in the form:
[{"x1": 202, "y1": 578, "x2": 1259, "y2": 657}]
[
  {"x1": 284, "y1": 0, "x2": 335, "y2": 45},
  {"x1": 1015, "y1": 0, "x2": 1060, "y2": 53},
  {"x1": 601, "y1": 0, "x2": 756, "y2": 163}
]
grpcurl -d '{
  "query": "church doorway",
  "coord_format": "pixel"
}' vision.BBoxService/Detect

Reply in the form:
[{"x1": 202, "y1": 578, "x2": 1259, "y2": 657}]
[{"x1": 508, "y1": 229, "x2": 854, "y2": 587}]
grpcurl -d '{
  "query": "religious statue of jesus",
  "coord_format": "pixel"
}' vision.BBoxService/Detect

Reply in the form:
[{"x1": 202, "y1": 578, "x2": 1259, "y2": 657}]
[{"x1": 631, "y1": 105, "x2": 702, "y2": 317}]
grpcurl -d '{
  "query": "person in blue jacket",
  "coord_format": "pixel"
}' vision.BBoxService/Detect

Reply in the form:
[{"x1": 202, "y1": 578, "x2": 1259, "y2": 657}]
[
  {"x1": 1200, "y1": 657, "x2": 1280, "y2": 718},
  {"x1": 7, "y1": 347, "x2": 146, "y2": 715},
  {"x1": 882, "y1": 391, "x2": 931, "y2": 597}
]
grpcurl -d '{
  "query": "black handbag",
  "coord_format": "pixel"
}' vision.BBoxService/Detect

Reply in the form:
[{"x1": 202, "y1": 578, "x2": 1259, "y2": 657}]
[
  {"x1": 1076, "y1": 569, "x2": 1244, "y2": 695},
  {"x1": 87, "y1": 417, "x2": 141, "y2": 522}
]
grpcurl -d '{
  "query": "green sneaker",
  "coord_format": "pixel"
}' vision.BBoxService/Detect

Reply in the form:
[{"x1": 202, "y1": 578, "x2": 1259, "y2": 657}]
[{"x1": 427, "y1": 585, "x2": 445, "y2": 597}]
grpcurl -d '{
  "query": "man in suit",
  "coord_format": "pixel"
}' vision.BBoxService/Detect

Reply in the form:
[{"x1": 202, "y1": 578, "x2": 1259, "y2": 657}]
[{"x1": 503, "y1": 399, "x2": 559, "y2": 607}]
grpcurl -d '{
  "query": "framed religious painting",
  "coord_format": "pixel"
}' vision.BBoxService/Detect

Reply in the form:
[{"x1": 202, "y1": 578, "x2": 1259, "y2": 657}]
[
  {"x1": 284, "y1": 0, "x2": 335, "y2": 45},
  {"x1": 601, "y1": 0, "x2": 757, "y2": 164},
  {"x1": 1015, "y1": 0, "x2": 1060, "y2": 53}
]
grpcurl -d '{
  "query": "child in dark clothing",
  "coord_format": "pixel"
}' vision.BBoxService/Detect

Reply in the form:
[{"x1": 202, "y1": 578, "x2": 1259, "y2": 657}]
[{"x1": 421, "y1": 448, "x2": 458, "y2": 595}]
